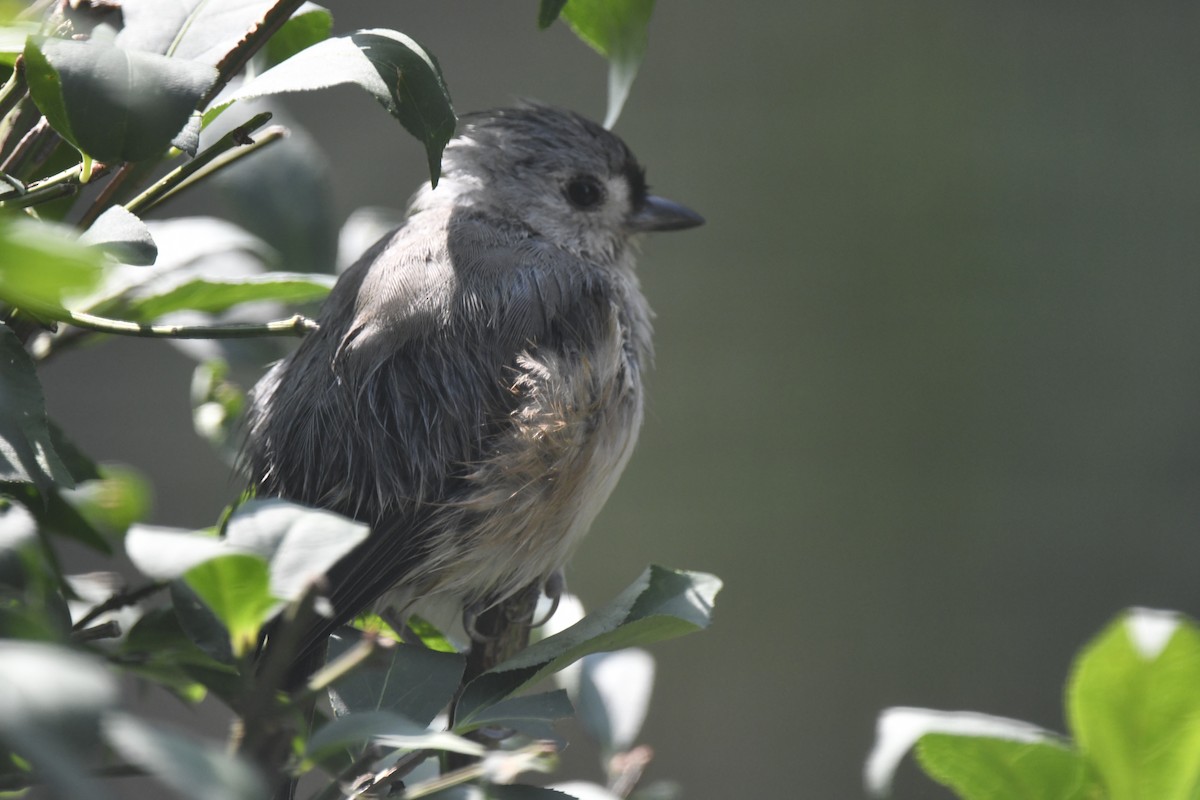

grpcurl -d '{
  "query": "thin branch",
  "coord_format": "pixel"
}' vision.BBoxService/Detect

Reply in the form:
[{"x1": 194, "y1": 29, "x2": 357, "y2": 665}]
[
  {"x1": 124, "y1": 112, "x2": 281, "y2": 216},
  {"x1": 77, "y1": 161, "x2": 136, "y2": 230},
  {"x1": 0, "y1": 55, "x2": 28, "y2": 122},
  {"x1": 57, "y1": 309, "x2": 319, "y2": 339},
  {"x1": 71, "y1": 620, "x2": 122, "y2": 643},
  {"x1": 0, "y1": 180, "x2": 78, "y2": 208},
  {"x1": 0, "y1": 116, "x2": 50, "y2": 176},
  {"x1": 72, "y1": 580, "x2": 168, "y2": 631}
]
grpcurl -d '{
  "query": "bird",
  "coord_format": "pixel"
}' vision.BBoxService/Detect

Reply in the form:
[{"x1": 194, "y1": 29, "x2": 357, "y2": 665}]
[{"x1": 241, "y1": 103, "x2": 703, "y2": 675}]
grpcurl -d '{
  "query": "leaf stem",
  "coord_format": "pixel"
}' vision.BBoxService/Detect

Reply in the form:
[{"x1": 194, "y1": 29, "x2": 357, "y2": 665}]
[
  {"x1": 58, "y1": 309, "x2": 319, "y2": 339},
  {"x1": 0, "y1": 55, "x2": 28, "y2": 121},
  {"x1": 124, "y1": 111, "x2": 276, "y2": 216}
]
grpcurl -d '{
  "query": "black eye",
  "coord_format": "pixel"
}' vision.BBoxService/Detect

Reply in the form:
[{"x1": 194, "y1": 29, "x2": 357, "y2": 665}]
[{"x1": 565, "y1": 176, "x2": 605, "y2": 209}]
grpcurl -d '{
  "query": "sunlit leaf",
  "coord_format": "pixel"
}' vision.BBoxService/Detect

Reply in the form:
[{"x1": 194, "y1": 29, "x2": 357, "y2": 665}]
[
  {"x1": 865, "y1": 707, "x2": 1066, "y2": 797},
  {"x1": 121, "y1": 272, "x2": 333, "y2": 322},
  {"x1": 227, "y1": 28, "x2": 455, "y2": 184},
  {"x1": 0, "y1": 217, "x2": 106, "y2": 318},
  {"x1": 560, "y1": 0, "x2": 655, "y2": 127},
  {"x1": 915, "y1": 734, "x2": 1091, "y2": 800},
  {"x1": 183, "y1": 553, "x2": 275, "y2": 658},
  {"x1": 456, "y1": 566, "x2": 719, "y2": 723},
  {"x1": 1067, "y1": 608, "x2": 1200, "y2": 800}
]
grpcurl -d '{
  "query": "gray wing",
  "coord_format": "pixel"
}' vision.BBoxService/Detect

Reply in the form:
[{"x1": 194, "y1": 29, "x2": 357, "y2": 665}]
[{"x1": 243, "y1": 208, "x2": 615, "y2": 668}]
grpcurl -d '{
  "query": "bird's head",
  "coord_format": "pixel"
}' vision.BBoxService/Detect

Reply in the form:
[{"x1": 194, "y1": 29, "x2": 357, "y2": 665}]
[{"x1": 425, "y1": 104, "x2": 703, "y2": 263}]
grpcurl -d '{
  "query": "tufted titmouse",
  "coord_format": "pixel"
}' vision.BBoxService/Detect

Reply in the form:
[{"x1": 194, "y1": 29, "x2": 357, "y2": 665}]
[{"x1": 242, "y1": 104, "x2": 703, "y2": 667}]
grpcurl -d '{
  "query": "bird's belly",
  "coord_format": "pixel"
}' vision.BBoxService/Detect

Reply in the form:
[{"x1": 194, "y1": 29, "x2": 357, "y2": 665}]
[{"x1": 397, "y1": 328, "x2": 644, "y2": 615}]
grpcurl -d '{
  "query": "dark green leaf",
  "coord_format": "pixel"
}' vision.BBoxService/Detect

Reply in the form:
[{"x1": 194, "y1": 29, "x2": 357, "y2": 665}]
[
  {"x1": 0, "y1": 325, "x2": 74, "y2": 491},
  {"x1": 0, "y1": 217, "x2": 106, "y2": 319},
  {"x1": 115, "y1": 0, "x2": 275, "y2": 65},
  {"x1": 47, "y1": 420, "x2": 102, "y2": 484},
  {"x1": 265, "y1": 4, "x2": 333, "y2": 67},
  {"x1": 561, "y1": 0, "x2": 655, "y2": 127},
  {"x1": 103, "y1": 713, "x2": 266, "y2": 800},
  {"x1": 227, "y1": 28, "x2": 455, "y2": 185},
  {"x1": 122, "y1": 607, "x2": 234, "y2": 702},
  {"x1": 915, "y1": 734, "x2": 1091, "y2": 800},
  {"x1": 1067, "y1": 608, "x2": 1200, "y2": 800},
  {"x1": 454, "y1": 690, "x2": 573, "y2": 735},
  {"x1": 122, "y1": 271, "x2": 333, "y2": 322},
  {"x1": 80, "y1": 205, "x2": 157, "y2": 266},
  {"x1": 537, "y1": 0, "x2": 569, "y2": 29},
  {"x1": 456, "y1": 566, "x2": 720, "y2": 723},
  {"x1": 24, "y1": 37, "x2": 216, "y2": 163},
  {"x1": 169, "y1": 580, "x2": 235, "y2": 665},
  {"x1": 0, "y1": 500, "x2": 38, "y2": 590},
  {"x1": 306, "y1": 710, "x2": 482, "y2": 762},
  {"x1": 327, "y1": 630, "x2": 464, "y2": 725},
  {"x1": 183, "y1": 553, "x2": 275, "y2": 657}
]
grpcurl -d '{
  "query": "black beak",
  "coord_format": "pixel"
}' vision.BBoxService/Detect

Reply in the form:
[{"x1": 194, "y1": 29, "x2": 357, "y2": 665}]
[{"x1": 628, "y1": 195, "x2": 705, "y2": 233}]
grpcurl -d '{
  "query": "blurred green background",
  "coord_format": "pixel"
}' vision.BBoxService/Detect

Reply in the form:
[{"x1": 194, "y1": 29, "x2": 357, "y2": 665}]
[{"x1": 38, "y1": 2, "x2": 1200, "y2": 797}]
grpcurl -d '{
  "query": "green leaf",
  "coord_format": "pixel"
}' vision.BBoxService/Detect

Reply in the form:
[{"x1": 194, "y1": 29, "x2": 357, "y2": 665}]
[
  {"x1": 80, "y1": 205, "x2": 157, "y2": 266},
  {"x1": 169, "y1": 581, "x2": 235, "y2": 666},
  {"x1": 915, "y1": 734, "x2": 1091, "y2": 800},
  {"x1": 121, "y1": 607, "x2": 237, "y2": 702},
  {"x1": 0, "y1": 642, "x2": 118, "y2": 800},
  {"x1": 0, "y1": 325, "x2": 74, "y2": 491},
  {"x1": 103, "y1": 713, "x2": 266, "y2": 800},
  {"x1": 456, "y1": 566, "x2": 720, "y2": 723},
  {"x1": 226, "y1": 28, "x2": 455, "y2": 185},
  {"x1": 560, "y1": 0, "x2": 655, "y2": 127},
  {"x1": 127, "y1": 501, "x2": 368, "y2": 605},
  {"x1": 537, "y1": 0, "x2": 569, "y2": 29},
  {"x1": 453, "y1": 689, "x2": 574, "y2": 735},
  {"x1": 183, "y1": 553, "x2": 276, "y2": 658},
  {"x1": 0, "y1": 217, "x2": 106, "y2": 318},
  {"x1": 265, "y1": 4, "x2": 333, "y2": 67},
  {"x1": 221, "y1": 499, "x2": 370, "y2": 604},
  {"x1": 327, "y1": 630, "x2": 464, "y2": 726},
  {"x1": 1067, "y1": 608, "x2": 1200, "y2": 800},
  {"x1": 865, "y1": 708, "x2": 1070, "y2": 798},
  {"x1": 24, "y1": 37, "x2": 217, "y2": 163},
  {"x1": 306, "y1": 710, "x2": 483, "y2": 762},
  {"x1": 121, "y1": 272, "x2": 334, "y2": 322}
]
